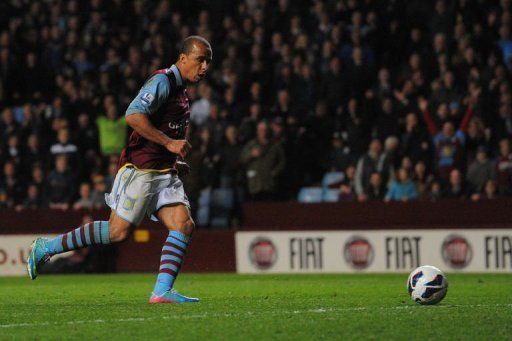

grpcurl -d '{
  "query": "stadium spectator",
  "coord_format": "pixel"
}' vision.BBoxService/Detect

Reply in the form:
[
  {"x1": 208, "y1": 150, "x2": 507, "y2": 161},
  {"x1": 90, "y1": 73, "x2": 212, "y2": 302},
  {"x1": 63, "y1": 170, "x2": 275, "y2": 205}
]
[
  {"x1": 241, "y1": 121, "x2": 285, "y2": 200},
  {"x1": 16, "y1": 184, "x2": 43, "y2": 211},
  {"x1": 485, "y1": 179, "x2": 499, "y2": 198},
  {"x1": 96, "y1": 102, "x2": 127, "y2": 156},
  {"x1": 104, "y1": 159, "x2": 119, "y2": 192},
  {"x1": 239, "y1": 102, "x2": 262, "y2": 144},
  {"x1": 344, "y1": 98, "x2": 368, "y2": 156},
  {"x1": 338, "y1": 165, "x2": 357, "y2": 202},
  {"x1": 400, "y1": 112, "x2": 432, "y2": 166},
  {"x1": 419, "y1": 97, "x2": 475, "y2": 179},
  {"x1": 190, "y1": 83, "x2": 212, "y2": 127},
  {"x1": 374, "y1": 98, "x2": 399, "y2": 141},
  {"x1": 0, "y1": 160, "x2": 22, "y2": 206},
  {"x1": 73, "y1": 183, "x2": 94, "y2": 211},
  {"x1": 3, "y1": 133, "x2": 22, "y2": 168},
  {"x1": 196, "y1": 127, "x2": 219, "y2": 188},
  {"x1": 366, "y1": 172, "x2": 385, "y2": 201},
  {"x1": 76, "y1": 113, "x2": 99, "y2": 155},
  {"x1": 299, "y1": 101, "x2": 334, "y2": 184},
  {"x1": 89, "y1": 175, "x2": 107, "y2": 209},
  {"x1": 320, "y1": 57, "x2": 345, "y2": 111},
  {"x1": 429, "y1": 181, "x2": 443, "y2": 202},
  {"x1": 493, "y1": 104, "x2": 512, "y2": 143},
  {"x1": 495, "y1": 139, "x2": 512, "y2": 194},
  {"x1": 324, "y1": 132, "x2": 353, "y2": 173},
  {"x1": 383, "y1": 136, "x2": 400, "y2": 169},
  {"x1": 205, "y1": 103, "x2": 229, "y2": 148},
  {"x1": 355, "y1": 139, "x2": 394, "y2": 202},
  {"x1": 30, "y1": 165, "x2": 46, "y2": 203},
  {"x1": 465, "y1": 117, "x2": 490, "y2": 163},
  {"x1": 50, "y1": 128, "x2": 79, "y2": 168},
  {"x1": 218, "y1": 125, "x2": 243, "y2": 189},
  {"x1": 412, "y1": 161, "x2": 434, "y2": 199},
  {"x1": 46, "y1": 155, "x2": 75, "y2": 210},
  {"x1": 0, "y1": 189, "x2": 9, "y2": 209},
  {"x1": 22, "y1": 134, "x2": 45, "y2": 175},
  {"x1": 466, "y1": 146, "x2": 496, "y2": 194},
  {"x1": 442, "y1": 168, "x2": 469, "y2": 199},
  {"x1": 0, "y1": 108, "x2": 18, "y2": 143},
  {"x1": 385, "y1": 167, "x2": 418, "y2": 202}
]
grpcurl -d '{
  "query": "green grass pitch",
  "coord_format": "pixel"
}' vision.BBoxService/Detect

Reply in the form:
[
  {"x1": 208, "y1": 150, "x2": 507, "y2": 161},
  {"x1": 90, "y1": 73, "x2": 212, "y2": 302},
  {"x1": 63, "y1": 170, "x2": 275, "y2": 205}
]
[{"x1": 0, "y1": 273, "x2": 511, "y2": 339}]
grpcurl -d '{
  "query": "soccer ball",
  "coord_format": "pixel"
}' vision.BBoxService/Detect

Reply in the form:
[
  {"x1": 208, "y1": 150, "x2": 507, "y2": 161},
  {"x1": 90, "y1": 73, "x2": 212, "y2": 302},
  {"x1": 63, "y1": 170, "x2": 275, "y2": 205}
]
[{"x1": 407, "y1": 265, "x2": 448, "y2": 305}]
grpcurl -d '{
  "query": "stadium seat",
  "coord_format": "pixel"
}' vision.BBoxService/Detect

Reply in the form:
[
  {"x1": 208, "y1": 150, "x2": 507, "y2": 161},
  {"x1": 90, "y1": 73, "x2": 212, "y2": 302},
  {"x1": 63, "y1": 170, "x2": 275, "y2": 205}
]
[
  {"x1": 196, "y1": 189, "x2": 211, "y2": 226},
  {"x1": 210, "y1": 188, "x2": 234, "y2": 228},
  {"x1": 12, "y1": 106, "x2": 24, "y2": 123},
  {"x1": 322, "y1": 172, "x2": 345, "y2": 189},
  {"x1": 323, "y1": 189, "x2": 341, "y2": 202},
  {"x1": 297, "y1": 187, "x2": 323, "y2": 203},
  {"x1": 198, "y1": 188, "x2": 211, "y2": 206}
]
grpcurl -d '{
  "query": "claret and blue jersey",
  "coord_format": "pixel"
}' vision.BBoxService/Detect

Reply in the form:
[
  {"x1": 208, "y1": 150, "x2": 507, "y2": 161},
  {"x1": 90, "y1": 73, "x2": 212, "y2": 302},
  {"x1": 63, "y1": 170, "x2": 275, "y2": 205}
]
[{"x1": 120, "y1": 65, "x2": 190, "y2": 171}]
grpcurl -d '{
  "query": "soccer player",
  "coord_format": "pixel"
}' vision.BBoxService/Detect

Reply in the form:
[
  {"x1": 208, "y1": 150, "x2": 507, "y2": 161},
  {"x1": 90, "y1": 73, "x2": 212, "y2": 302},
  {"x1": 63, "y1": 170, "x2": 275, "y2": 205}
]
[{"x1": 27, "y1": 36, "x2": 213, "y2": 304}]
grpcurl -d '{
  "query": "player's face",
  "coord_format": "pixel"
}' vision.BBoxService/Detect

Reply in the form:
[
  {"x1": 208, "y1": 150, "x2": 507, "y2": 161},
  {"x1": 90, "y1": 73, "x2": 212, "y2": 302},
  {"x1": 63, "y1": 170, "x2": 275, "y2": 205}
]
[{"x1": 183, "y1": 43, "x2": 212, "y2": 83}]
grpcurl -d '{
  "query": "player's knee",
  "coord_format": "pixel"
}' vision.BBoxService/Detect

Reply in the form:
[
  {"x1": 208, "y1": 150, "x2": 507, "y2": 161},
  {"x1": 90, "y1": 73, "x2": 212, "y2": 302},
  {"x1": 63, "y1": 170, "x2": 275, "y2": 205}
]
[
  {"x1": 108, "y1": 220, "x2": 130, "y2": 242},
  {"x1": 179, "y1": 218, "x2": 195, "y2": 236}
]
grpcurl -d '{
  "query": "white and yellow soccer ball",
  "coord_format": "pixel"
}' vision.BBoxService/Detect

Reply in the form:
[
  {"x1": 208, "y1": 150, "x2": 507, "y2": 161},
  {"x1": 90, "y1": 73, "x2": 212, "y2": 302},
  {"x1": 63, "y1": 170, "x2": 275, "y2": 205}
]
[{"x1": 407, "y1": 265, "x2": 448, "y2": 305}]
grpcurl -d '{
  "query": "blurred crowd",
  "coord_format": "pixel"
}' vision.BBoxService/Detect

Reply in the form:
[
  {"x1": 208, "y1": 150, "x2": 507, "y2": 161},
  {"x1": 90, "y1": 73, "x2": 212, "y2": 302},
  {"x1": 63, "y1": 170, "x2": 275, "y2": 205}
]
[{"x1": 1, "y1": 0, "x2": 512, "y2": 222}]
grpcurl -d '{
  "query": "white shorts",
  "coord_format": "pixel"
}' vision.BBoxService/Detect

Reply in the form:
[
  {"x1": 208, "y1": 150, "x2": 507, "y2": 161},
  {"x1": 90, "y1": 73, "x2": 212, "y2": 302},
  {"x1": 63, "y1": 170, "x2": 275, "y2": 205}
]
[{"x1": 105, "y1": 166, "x2": 190, "y2": 225}]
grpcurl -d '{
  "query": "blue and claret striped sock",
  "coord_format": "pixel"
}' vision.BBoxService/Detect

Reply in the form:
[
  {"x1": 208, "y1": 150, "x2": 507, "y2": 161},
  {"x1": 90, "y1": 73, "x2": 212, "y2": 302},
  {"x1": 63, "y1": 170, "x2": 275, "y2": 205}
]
[
  {"x1": 153, "y1": 230, "x2": 190, "y2": 296},
  {"x1": 44, "y1": 221, "x2": 111, "y2": 256}
]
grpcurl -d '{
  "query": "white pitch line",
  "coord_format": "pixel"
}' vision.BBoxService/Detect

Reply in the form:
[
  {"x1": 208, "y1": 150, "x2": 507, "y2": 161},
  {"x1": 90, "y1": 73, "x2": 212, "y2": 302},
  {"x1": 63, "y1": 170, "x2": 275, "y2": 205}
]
[{"x1": 0, "y1": 304, "x2": 510, "y2": 329}]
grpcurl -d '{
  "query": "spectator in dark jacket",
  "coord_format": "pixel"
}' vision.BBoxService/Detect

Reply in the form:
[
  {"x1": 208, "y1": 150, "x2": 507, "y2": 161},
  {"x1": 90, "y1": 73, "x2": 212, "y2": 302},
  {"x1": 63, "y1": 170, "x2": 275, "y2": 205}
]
[
  {"x1": 401, "y1": 113, "x2": 431, "y2": 165},
  {"x1": 241, "y1": 121, "x2": 285, "y2": 200},
  {"x1": 442, "y1": 168, "x2": 469, "y2": 199},
  {"x1": 46, "y1": 155, "x2": 75, "y2": 210},
  {"x1": 0, "y1": 160, "x2": 23, "y2": 206},
  {"x1": 367, "y1": 172, "x2": 386, "y2": 200},
  {"x1": 466, "y1": 146, "x2": 495, "y2": 194},
  {"x1": 325, "y1": 132, "x2": 354, "y2": 172},
  {"x1": 218, "y1": 125, "x2": 243, "y2": 188},
  {"x1": 355, "y1": 139, "x2": 394, "y2": 201},
  {"x1": 495, "y1": 138, "x2": 512, "y2": 195},
  {"x1": 16, "y1": 184, "x2": 44, "y2": 211}
]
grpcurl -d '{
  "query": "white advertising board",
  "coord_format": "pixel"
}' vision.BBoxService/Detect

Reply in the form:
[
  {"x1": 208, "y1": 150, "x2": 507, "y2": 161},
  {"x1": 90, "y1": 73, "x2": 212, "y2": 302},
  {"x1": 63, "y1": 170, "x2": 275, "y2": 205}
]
[
  {"x1": 0, "y1": 235, "x2": 68, "y2": 276},
  {"x1": 236, "y1": 230, "x2": 512, "y2": 273}
]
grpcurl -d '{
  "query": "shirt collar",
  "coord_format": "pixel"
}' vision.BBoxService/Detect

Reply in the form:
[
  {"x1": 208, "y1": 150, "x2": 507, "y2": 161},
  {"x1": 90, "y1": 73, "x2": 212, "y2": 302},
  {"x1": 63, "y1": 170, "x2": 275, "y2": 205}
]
[{"x1": 169, "y1": 64, "x2": 183, "y2": 87}]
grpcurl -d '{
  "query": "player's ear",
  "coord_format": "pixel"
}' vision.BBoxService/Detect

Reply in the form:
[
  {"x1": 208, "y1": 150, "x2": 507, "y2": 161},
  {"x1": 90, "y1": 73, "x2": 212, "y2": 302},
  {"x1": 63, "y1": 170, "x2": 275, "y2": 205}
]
[{"x1": 178, "y1": 52, "x2": 187, "y2": 64}]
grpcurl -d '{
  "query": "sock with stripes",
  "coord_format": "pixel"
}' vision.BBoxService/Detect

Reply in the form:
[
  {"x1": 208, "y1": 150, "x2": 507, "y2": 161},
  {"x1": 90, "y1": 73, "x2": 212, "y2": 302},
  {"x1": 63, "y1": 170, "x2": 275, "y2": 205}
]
[
  {"x1": 44, "y1": 221, "x2": 111, "y2": 256},
  {"x1": 153, "y1": 230, "x2": 190, "y2": 296}
]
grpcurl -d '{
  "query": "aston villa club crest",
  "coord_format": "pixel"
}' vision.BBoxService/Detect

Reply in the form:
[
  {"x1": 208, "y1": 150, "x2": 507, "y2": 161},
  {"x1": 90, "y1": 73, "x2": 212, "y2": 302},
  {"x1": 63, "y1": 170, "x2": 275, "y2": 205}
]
[
  {"x1": 249, "y1": 238, "x2": 277, "y2": 270},
  {"x1": 344, "y1": 237, "x2": 374, "y2": 269}
]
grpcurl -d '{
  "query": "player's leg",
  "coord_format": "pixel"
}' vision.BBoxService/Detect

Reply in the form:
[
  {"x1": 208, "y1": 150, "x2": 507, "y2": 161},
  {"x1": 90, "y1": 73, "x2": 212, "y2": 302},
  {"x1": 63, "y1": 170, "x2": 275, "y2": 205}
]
[
  {"x1": 150, "y1": 203, "x2": 197, "y2": 303},
  {"x1": 147, "y1": 173, "x2": 198, "y2": 303},
  {"x1": 28, "y1": 166, "x2": 145, "y2": 279},
  {"x1": 27, "y1": 210, "x2": 134, "y2": 279}
]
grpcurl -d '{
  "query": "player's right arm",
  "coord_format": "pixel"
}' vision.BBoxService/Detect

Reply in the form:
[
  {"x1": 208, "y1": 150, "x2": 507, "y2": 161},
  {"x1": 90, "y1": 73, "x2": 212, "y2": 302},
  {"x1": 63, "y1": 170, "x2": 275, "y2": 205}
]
[
  {"x1": 126, "y1": 113, "x2": 191, "y2": 157},
  {"x1": 125, "y1": 74, "x2": 191, "y2": 158}
]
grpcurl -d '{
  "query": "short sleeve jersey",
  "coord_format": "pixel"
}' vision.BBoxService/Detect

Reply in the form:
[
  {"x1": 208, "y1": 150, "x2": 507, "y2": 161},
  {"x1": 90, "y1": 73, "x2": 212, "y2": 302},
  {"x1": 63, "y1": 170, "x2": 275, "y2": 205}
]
[{"x1": 119, "y1": 65, "x2": 190, "y2": 171}]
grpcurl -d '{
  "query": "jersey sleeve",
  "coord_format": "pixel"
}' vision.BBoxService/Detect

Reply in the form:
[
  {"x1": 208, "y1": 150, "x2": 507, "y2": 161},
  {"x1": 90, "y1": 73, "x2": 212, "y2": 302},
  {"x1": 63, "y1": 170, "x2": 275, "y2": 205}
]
[
  {"x1": 455, "y1": 129, "x2": 466, "y2": 145},
  {"x1": 433, "y1": 132, "x2": 442, "y2": 147},
  {"x1": 125, "y1": 74, "x2": 170, "y2": 116}
]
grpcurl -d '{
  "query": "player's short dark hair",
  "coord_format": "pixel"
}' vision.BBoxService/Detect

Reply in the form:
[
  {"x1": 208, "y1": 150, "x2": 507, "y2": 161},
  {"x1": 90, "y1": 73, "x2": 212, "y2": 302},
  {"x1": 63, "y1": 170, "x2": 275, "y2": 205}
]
[{"x1": 179, "y1": 36, "x2": 211, "y2": 55}]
